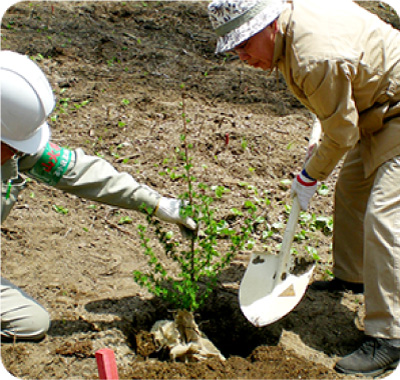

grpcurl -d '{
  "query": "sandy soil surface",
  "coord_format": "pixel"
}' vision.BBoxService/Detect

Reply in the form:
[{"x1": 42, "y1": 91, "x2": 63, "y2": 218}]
[{"x1": 1, "y1": 1, "x2": 399, "y2": 379}]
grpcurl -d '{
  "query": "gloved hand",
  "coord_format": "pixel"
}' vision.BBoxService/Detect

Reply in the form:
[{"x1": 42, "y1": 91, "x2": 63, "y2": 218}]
[
  {"x1": 291, "y1": 169, "x2": 318, "y2": 210},
  {"x1": 154, "y1": 197, "x2": 197, "y2": 234}
]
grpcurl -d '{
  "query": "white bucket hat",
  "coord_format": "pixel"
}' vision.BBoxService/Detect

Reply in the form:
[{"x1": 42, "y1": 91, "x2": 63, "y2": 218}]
[
  {"x1": 1, "y1": 50, "x2": 54, "y2": 154},
  {"x1": 208, "y1": 0, "x2": 286, "y2": 54}
]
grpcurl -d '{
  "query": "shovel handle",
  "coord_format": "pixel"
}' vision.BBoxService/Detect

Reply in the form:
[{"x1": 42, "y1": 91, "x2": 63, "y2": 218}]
[
  {"x1": 277, "y1": 114, "x2": 322, "y2": 278},
  {"x1": 305, "y1": 115, "x2": 322, "y2": 163},
  {"x1": 308, "y1": 114, "x2": 322, "y2": 148},
  {"x1": 309, "y1": 114, "x2": 322, "y2": 147},
  {"x1": 277, "y1": 195, "x2": 301, "y2": 277}
]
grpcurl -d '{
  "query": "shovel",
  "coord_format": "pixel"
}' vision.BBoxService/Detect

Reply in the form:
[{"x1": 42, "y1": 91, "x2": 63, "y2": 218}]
[{"x1": 239, "y1": 116, "x2": 322, "y2": 327}]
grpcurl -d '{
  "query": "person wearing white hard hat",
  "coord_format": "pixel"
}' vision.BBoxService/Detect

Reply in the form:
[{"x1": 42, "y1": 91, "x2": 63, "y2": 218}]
[
  {"x1": 208, "y1": 0, "x2": 400, "y2": 376},
  {"x1": 1, "y1": 50, "x2": 195, "y2": 340}
]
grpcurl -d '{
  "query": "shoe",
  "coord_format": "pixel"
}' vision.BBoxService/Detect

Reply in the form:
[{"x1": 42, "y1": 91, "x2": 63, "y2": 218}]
[
  {"x1": 310, "y1": 277, "x2": 364, "y2": 294},
  {"x1": 335, "y1": 337, "x2": 400, "y2": 376}
]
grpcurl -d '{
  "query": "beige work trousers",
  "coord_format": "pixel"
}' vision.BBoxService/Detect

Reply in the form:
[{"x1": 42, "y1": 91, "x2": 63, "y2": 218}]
[
  {"x1": 333, "y1": 144, "x2": 400, "y2": 339},
  {"x1": 1, "y1": 277, "x2": 50, "y2": 340}
]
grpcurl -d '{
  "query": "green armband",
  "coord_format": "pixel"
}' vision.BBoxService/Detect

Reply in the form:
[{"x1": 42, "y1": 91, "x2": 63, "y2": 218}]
[{"x1": 29, "y1": 142, "x2": 72, "y2": 186}]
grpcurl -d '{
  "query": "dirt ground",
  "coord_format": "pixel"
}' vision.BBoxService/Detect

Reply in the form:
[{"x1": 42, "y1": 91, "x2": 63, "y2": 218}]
[{"x1": 1, "y1": 1, "x2": 399, "y2": 379}]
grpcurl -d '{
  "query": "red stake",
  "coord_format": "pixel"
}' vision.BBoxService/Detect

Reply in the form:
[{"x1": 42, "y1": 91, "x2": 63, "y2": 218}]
[
  {"x1": 225, "y1": 132, "x2": 229, "y2": 146},
  {"x1": 95, "y1": 349, "x2": 119, "y2": 380}
]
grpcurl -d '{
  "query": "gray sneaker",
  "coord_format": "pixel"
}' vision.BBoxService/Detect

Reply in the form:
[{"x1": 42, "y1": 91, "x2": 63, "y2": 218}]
[{"x1": 335, "y1": 337, "x2": 400, "y2": 376}]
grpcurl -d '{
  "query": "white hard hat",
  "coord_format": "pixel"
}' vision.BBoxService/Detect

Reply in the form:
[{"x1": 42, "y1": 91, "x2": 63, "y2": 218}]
[{"x1": 1, "y1": 50, "x2": 54, "y2": 154}]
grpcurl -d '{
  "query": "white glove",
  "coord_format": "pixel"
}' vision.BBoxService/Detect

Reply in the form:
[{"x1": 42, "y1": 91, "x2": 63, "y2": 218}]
[
  {"x1": 154, "y1": 197, "x2": 196, "y2": 231},
  {"x1": 291, "y1": 169, "x2": 317, "y2": 210}
]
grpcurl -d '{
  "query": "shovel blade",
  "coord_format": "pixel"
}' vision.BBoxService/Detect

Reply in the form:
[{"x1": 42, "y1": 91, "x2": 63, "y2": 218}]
[
  {"x1": 239, "y1": 253, "x2": 281, "y2": 306},
  {"x1": 239, "y1": 252, "x2": 314, "y2": 327}
]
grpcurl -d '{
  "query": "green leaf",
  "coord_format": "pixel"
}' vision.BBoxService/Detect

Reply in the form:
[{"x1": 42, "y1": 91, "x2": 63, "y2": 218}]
[
  {"x1": 118, "y1": 216, "x2": 133, "y2": 225},
  {"x1": 317, "y1": 184, "x2": 330, "y2": 196},
  {"x1": 52, "y1": 205, "x2": 68, "y2": 215},
  {"x1": 271, "y1": 222, "x2": 284, "y2": 230},
  {"x1": 279, "y1": 179, "x2": 292, "y2": 189}
]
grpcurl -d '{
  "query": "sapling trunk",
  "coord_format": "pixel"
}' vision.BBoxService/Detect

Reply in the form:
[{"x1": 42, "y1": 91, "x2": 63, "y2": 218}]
[{"x1": 180, "y1": 87, "x2": 199, "y2": 284}]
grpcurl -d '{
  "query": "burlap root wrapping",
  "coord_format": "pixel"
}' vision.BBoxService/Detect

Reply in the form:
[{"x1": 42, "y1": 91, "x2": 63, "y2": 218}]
[{"x1": 150, "y1": 309, "x2": 225, "y2": 362}]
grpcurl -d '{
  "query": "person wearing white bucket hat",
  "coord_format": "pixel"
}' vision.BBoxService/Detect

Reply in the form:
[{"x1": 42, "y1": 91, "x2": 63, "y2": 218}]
[
  {"x1": 208, "y1": 0, "x2": 400, "y2": 376},
  {"x1": 1, "y1": 50, "x2": 195, "y2": 340},
  {"x1": 209, "y1": 0, "x2": 286, "y2": 55}
]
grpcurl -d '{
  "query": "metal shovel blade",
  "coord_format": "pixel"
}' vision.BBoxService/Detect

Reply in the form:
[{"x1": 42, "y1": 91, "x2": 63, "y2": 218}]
[
  {"x1": 239, "y1": 196, "x2": 314, "y2": 327},
  {"x1": 239, "y1": 255, "x2": 314, "y2": 327}
]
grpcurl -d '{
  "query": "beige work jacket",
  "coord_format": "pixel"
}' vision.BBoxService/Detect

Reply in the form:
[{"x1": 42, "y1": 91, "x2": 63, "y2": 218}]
[{"x1": 274, "y1": 0, "x2": 400, "y2": 180}]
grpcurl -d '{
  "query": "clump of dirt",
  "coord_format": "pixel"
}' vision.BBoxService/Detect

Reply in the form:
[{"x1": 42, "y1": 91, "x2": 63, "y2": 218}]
[
  {"x1": 55, "y1": 341, "x2": 94, "y2": 359},
  {"x1": 135, "y1": 330, "x2": 157, "y2": 358},
  {"x1": 291, "y1": 255, "x2": 315, "y2": 276},
  {"x1": 1, "y1": 1, "x2": 399, "y2": 379}
]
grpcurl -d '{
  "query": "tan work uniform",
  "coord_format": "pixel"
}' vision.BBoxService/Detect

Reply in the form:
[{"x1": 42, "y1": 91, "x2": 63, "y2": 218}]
[
  {"x1": 1, "y1": 142, "x2": 161, "y2": 339},
  {"x1": 273, "y1": 0, "x2": 400, "y2": 339}
]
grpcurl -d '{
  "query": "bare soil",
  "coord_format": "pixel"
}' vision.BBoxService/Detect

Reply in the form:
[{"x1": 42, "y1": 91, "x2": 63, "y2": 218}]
[{"x1": 1, "y1": 1, "x2": 399, "y2": 379}]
